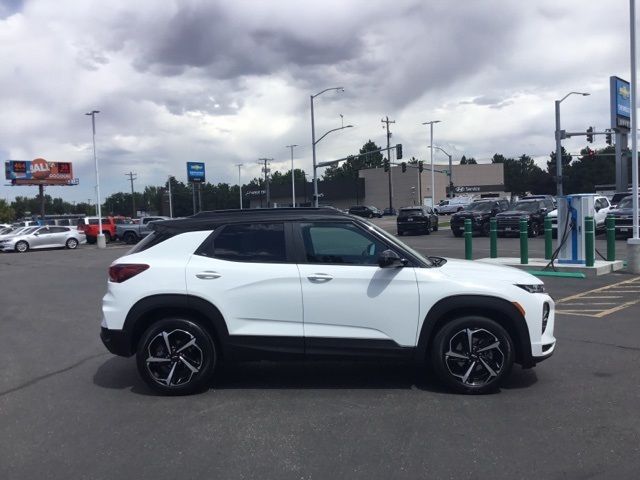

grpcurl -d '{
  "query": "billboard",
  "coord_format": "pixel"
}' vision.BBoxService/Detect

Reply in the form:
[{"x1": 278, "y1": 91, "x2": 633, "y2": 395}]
[
  {"x1": 610, "y1": 76, "x2": 631, "y2": 131},
  {"x1": 186, "y1": 162, "x2": 205, "y2": 183},
  {"x1": 5, "y1": 159, "x2": 77, "y2": 186}
]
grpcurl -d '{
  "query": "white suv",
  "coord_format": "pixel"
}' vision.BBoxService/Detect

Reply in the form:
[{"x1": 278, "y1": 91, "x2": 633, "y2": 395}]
[{"x1": 101, "y1": 208, "x2": 555, "y2": 395}]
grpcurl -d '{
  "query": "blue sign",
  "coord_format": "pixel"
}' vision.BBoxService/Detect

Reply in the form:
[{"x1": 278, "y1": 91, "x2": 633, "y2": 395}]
[
  {"x1": 610, "y1": 76, "x2": 631, "y2": 131},
  {"x1": 186, "y1": 162, "x2": 205, "y2": 182}
]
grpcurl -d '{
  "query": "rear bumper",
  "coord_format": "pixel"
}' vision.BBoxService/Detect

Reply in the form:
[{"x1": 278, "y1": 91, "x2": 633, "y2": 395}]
[
  {"x1": 398, "y1": 221, "x2": 429, "y2": 232},
  {"x1": 100, "y1": 327, "x2": 133, "y2": 357}
]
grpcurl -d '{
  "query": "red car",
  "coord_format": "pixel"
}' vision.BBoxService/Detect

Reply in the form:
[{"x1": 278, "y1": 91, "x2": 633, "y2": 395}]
[{"x1": 77, "y1": 216, "x2": 126, "y2": 243}]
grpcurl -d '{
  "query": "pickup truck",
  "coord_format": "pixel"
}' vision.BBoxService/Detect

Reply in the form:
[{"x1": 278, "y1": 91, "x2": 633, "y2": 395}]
[{"x1": 116, "y1": 216, "x2": 170, "y2": 244}]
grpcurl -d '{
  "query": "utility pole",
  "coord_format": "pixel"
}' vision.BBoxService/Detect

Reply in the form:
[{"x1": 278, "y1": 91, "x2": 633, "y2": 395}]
[
  {"x1": 381, "y1": 116, "x2": 395, "y2": 211},
  {"x1": 258, "y1": 158, "x2": 273, "y2": 207},
  {"x1": 167, "y1": 176, "x2": 173, "y2": 217},
  {"x1": 125, "y1": 171, "x2": 137, "y2": 218},
  {"x1": 236, "y1": 164, "x2": 243, "y2": 209},
  {"x1": 286, "y1": 145, "x2": 298, "y2": 207}
]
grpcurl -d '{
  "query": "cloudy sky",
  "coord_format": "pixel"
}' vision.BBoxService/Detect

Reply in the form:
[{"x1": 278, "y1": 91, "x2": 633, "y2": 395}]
[{"x1": 0, "y1": 0, "x2": 633, "y2": 202}]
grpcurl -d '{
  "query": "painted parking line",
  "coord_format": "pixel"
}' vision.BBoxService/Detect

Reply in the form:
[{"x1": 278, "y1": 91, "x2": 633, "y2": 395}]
[{"x1": 555, "y1": 276, "x2": 640, "y2": 318}]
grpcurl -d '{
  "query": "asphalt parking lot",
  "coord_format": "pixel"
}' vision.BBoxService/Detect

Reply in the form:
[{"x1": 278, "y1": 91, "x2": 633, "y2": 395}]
[{"x1": 1, "y1": 222, "x2": 639, "y2": 479}]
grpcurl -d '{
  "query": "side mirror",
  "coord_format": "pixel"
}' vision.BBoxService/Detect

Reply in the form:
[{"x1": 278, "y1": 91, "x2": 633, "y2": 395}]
[
  {"x1": 378, "y1": 249, "x2": 407, "y2": 268},
  {"x1": 540, "y1": 207, "x2": 548, "y2": 214},
  {"x1": 595, "y1": 205, "x2": 601, "y2": 212}
]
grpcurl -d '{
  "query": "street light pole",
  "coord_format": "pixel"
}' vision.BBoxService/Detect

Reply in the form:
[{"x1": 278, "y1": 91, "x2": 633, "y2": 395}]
[
  {"x1": 422, "y1": 120, "x2": 441, "y2": 207},
  {"x1": 167, "y1": 176, "x2": 173, "y2": 217},
  {"x1": 236, "y1": 164, "x2": 243, "y2": 209},
  {"x1": 310, "y1": 87, "x2": 346, "y2": 207},
  {"x1": 286, "y1": 144, "x2": 298, "y2": 207},
  {"x1": 429, "y1": 145, "x2": 454, "y2": 197},
  {"x1": 628, "y1": 0, "x2": 640, "y2": 272},
  {"x1": 85, "y1": 110, "x2": 105, "y2": 248},
  {"x1": 554, "y1": 91, "x2": 590, "y2": 196}
]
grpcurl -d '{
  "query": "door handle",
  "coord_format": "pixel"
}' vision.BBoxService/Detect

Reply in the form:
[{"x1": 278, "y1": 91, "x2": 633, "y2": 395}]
[
  {"x1": 307, "y1": 273, "x2": 333, "y2": 283},
  {"x1": 195, "y1": 271, "x2": 221, "y2": 280}
]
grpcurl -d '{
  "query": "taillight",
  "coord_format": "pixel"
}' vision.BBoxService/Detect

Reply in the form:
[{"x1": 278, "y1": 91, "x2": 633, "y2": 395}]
[{"x1": 109, "y1": 264, "x2": 149, "y2": 283}]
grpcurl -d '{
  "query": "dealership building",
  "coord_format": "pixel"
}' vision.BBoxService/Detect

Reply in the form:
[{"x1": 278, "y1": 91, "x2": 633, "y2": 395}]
[{"x1": 246, "y1": 162, "x2": 505, "y2": 210}]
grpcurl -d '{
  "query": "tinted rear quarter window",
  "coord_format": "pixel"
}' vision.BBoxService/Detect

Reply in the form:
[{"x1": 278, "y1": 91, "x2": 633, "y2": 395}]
[{"x1": 208, "y1": 223, "x2": 286, "y2": 263}]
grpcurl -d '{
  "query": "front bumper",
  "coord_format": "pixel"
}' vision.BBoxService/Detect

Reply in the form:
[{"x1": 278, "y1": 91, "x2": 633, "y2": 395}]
[{"x1": 100, "y1": 326, "x2": 133, "y2": 357}]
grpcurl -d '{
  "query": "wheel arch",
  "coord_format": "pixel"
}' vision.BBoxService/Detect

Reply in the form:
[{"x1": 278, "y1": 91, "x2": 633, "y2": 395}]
[
  {"x1": 122, "y1": 294, "x2": 230, "y2": 358},
  {"x1": 416, "y1": 295, "x2": 533, "y2": 367}
]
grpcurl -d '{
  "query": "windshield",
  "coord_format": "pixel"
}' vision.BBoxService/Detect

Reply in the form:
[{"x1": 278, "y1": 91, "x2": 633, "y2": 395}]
[
  {"x1": 617, "y1": 196, "x2": 637, "y2": 209},
  {"x1": 465, "y1": 202, "x2": 494, "y2": 212},
  {"x1": 20, "y1": 227, "x2": 39, "y2": 235},
  {"x1": 513, "y1": 201, "x2": 541, "y2": 212},
  {"x1": 400, "y1": 208, "x2": 423, "y2": 214}
]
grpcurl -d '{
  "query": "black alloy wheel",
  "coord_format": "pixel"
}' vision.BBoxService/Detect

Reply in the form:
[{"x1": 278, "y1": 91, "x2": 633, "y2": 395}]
[
  {"x1": 136, "y1": 318, "x2": 217, "y2": 395},
  {"x1": 124, "y1": 232, "x2": 138, "y2": 244},
  {"x1": 431, "y1": 316, "x2": 514, "y2": 394}
]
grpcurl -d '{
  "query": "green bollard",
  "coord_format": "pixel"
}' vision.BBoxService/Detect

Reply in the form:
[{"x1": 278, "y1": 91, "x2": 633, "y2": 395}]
[
  {"x1": 520, "y1": 217, "x2": 528, "y2": 265},
  {"x1": 490, "y1": 218, "x2": 497, "y2": 258},
  {"x1": 606, "y1": 216, "x2": 616, "y2": 261},
  {"x1": 544, "y1": 216, "x2": 553, "y2": 260},
  {"x1": 464, "y1": 218, "x2": 472, "y2": 260},
  {"x1": 585, "y1": 216, "x2": 595, "y2": 267}
]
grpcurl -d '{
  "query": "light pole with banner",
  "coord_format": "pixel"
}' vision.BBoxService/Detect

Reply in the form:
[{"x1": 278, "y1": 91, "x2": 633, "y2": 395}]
[
  {"x1": 628, "y1": 0, "x2": 640, "y2": 272},
  {"x1": 310, "y1": 87, "x2": 351, "y2": 207},
  {"x1": 286, "y1": 144, "x2": 298, "y2": 207},
  {"x1": 85, "y1": 110, "x2": 105, "y2": 248},
  {"x1": 554, "y1": 91, "x2": 590, "y2": 196}
]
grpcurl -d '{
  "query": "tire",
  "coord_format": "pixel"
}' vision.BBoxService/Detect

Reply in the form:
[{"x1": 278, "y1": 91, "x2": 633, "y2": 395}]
[
  {"x1": 103, "y1": 232, "x2": 112, "y2": 243},
  {"x1": 481, "y1": 222, "x2": 490, "y2": 237},
  {"x1": 433, "y1": 221, "x2": 439, "y2": 232},
  {"x1": 430, "y1": 316, "x2": 514, "y2": 394},
  {"x1": 123, "y1": 232, "x2": 138, "y2": 245},
  {"x1": 453, "y1": 230, "x2": 463, "y2": 238},
  {"x1": 15, "y1": 241, "x2": 29, "y2": 253},
  {"x1": 86, "y1": 236, "x2": 96, "y2": 245},
  {"x1": 66, "y1": 238, "x2": 79, "y2": 249},
  {"x1": 397, "y1": 230, "x2": 404, "y2": 236},
  {"x1": 424, "y1": 223, "x2": 431, "y2": 235},
  {"x1": 528, "y1": 222, "x2": 539, "y2": 238},
  {"x1": 136, "y1": 318, "x2": 217, "y2": 395}
]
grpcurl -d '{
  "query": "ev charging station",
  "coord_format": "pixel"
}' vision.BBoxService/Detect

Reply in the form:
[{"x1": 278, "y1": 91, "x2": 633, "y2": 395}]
[{"x1": 557, "y1": 194, "x2": 596, "y2": 264}]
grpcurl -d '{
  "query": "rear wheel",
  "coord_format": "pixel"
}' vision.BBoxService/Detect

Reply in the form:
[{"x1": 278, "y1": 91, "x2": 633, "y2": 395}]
[
  {"x1": 453, "y1": 230, "x2": 463, "y2": 238},
  {"x1": 136, "y1": 318, "x2": 217, "y2": 395},
  {"x1": 65, "y1": 238, "x2": 79, "y2": 249},
  {"x1": 123, "y1": 232, "x2": 138, "y2": 244},
  {"x1": 433, "y1": 221, "x2": 439, "y2": 232},
  {"x1": 15, "y1": 241, "x2": 29, "y2": 253},
  {"x1": 103, "y1": 232, "x2": 112, "y2": 243},
  {"x1": 430, "y1": 316, "x2": 514, "y2": 394},
  {"x1": 424, "y1": 223, "x2": 431, "y2": 235}
]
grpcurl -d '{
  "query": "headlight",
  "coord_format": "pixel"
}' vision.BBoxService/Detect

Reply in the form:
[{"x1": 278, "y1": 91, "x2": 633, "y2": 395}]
[{"x1": 516, "y1": 284, "x2": 545, "y2": 293}]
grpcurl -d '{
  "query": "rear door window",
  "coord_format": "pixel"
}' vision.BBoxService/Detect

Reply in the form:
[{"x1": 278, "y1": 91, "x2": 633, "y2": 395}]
[{"x1": 205, "y1": 223, "x2": 287, "y2": 263}]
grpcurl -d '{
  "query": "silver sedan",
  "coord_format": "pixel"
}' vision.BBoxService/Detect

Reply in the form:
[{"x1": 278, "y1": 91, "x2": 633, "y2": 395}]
[{"x1": 0, "y1": 226, "x2": 87, "y2": 253}]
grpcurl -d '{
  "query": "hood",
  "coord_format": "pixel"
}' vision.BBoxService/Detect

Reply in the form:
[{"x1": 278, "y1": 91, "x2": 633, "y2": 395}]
[
  {"x1": 439, "y1": 258, "x2": 542, "y2": 284},
  {"x1": 611, "y1": 208, "x2": 637, "y2": 216},
  {"x1": 497, "y1": 209, "x2": 533, "y2": 217}
]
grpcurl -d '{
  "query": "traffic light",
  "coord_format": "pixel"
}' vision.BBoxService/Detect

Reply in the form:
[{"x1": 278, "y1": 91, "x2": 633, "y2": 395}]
[
  {"x1": 401, "y1": 162, "x2": 407, "y2": 173},
  {"x1": 606, "y1": 130, "x2": 612, "y2": 145},
  {"x1": 586, "y1": 126, "x2": 594, "y2": 143},
  {"x1": 396, "y1": 144, "x2": 403, "y2": 160},
  {"x1": 418, "y1": 161, "x2": 424, "y2": 173},
  {"x1": 383, "y1": 159, "x2": 389, "y2": 172}
]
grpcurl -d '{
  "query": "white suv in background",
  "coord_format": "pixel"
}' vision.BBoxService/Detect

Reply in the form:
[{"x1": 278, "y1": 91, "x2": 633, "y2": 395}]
[
  {"x1": 548, "y1": 195, "x2": 611, "y2": 236},
  {"x1": 100, "y1": 208, "x2": 556, "y2": 395}
]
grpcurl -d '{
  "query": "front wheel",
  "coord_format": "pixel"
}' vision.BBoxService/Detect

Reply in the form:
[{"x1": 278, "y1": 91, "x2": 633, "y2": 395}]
[
  {"x1": 430, "y1": 316, "x2": 514, "y2": 394},
  {"x1": 481, "y1": 222, "x2": 490, "y2": 237},
  {"x1": 136, "y1": 318, "x2": 217, "y2": 395},
  {"x1": 123, "y1": 232, "x2": 138, "y2": 244},
  {"x1": 432, "y1": 221, "x2": 439, "y2": 232},
  {"x1": 15, "y1": 241, "x2": 29, "y2": 253},
  {"x1": 528, "y1": 222, "x2": 539, "y2": 238}
]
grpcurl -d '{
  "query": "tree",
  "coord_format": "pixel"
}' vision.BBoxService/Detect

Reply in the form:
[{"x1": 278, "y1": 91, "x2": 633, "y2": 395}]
[
  {"x1": 0, "y1": 199, "x2": 15, "y2": 222},
  {"x1": 492, "y1": 153, "x2": 552, "y2": 197},
  {"x1": 323, "y1": 140, "x2": 384, "y2": 180},
  {"x1": 460, "y1": 155, "x2": 477, "y2": 165}
]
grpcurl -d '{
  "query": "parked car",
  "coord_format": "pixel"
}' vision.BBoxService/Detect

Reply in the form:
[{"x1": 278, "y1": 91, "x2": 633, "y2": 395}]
[
  {"x1": 547, "y1": 195, "x2": 611, "y2": 238},
  {"x1": 610, "y1": 192, "x2": 631, "y2": 208},
  {"x1": 521, "y1": 195, "x2": 556, "y2": 208},
  {"x1": 450, "y1": 199, "x2": 511, "y2": 237},
  {"x1": 382, "y1": 207, "x2": 397, "y2": 216},
  {"x1": 0, "y1": 226, "x2": 35, "y2": 240},
  {"x1": 116, "y1": 216, "x2": 171, "y2": 244},
  {"x1": 0, "y1": 226, "x2": 86, "y2": 252},
  {"x1": 610, "y1": 195, "x2": 639, "y2": 238},
  {"x1": 397, "y1": 206, "x2": 438, "y2": 236},
  {"x1": 437, "y1": 197, "x2": 474, "y2": 215},
  {"x1": 348, "y1": 205, "x2": 383, "y2": 218},
  {"x1": 78, "y1": 216, "x2": 126, "y2": 244},
  {"x1": 496, "y1": 199, "x2": 554, "y2": 237},
  {"x1": 100, "y1": 207, "x2": 555, "y2": 395}
]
